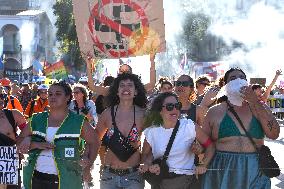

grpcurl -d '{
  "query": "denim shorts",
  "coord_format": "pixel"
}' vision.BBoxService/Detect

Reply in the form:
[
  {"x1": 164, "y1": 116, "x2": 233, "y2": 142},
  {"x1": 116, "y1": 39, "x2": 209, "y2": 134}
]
[{"x1": 100, "y1": 167, "x2": 145, "y2": 189}]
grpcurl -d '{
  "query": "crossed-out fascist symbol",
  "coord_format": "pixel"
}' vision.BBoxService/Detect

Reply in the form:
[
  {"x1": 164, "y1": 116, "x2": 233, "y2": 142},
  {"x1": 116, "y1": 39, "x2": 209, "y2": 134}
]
[{"x1": 88, "y1": 0, "x2": 149, "y2": 58}]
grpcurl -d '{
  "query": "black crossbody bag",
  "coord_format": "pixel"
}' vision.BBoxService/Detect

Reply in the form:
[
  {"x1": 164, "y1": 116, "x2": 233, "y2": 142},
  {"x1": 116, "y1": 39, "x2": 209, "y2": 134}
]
[
  {"x1": 227, "y1": 102, "x2": 280, "y2": 178},
  {"x1": 143, "y1": 120, "x2": 180, "y2": 185}
]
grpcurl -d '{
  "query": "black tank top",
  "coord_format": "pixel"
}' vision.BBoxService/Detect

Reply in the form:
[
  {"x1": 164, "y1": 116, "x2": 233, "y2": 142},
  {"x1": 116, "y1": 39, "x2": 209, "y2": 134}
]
[
  {"x1": 180, "y1": 103, "x2": 196, "y2": 122},
  {"x1": 103, "y1": 106, "x2": 138, "y2": 162}
]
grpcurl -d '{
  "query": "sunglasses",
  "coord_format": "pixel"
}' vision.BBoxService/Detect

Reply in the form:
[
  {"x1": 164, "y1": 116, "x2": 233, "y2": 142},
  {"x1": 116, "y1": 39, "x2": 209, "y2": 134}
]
[
  {"x1": 162, "y1": 102, "x2": 182, "y2": 111},
  {"x1": 174, "y1": 81, "x2": 194, "y2": 87}
]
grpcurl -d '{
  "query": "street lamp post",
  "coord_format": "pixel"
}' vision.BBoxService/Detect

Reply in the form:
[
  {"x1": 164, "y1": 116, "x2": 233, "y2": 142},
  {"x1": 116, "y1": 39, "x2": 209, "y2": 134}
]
[{"x1": 19, "y1": 44, "x2": 22, "y2": 82}]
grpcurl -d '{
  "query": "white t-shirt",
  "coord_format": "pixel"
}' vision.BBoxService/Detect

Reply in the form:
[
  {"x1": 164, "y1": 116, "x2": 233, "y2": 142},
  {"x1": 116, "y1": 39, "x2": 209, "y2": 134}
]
[
  {"x1": 144, "y1": 119, "x2": 196, "y2": 175},
  {"x1": 36, "y1": 127, "x2": 59, "y2": 175}
]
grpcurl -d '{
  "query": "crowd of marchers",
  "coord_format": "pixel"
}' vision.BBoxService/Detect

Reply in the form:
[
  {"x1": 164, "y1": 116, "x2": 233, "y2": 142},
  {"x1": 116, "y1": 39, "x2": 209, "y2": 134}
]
[{"x1": 0, "y1": 56, "x2": 282, "y2": 189}]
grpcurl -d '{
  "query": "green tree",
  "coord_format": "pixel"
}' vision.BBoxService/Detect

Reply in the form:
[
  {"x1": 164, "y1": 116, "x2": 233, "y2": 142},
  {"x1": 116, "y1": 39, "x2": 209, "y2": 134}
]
[
  {"x1": 53, "y1": 0, "x2": 84, "y2": 71},
  {"x1": 177, "y1": 12, "x2": 226, "y2": 62}
]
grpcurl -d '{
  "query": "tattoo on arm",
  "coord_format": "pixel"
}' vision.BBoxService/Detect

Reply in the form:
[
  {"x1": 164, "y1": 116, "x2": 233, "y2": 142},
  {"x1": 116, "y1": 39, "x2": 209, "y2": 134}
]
[{"x1": 267, "y1": 120, "x2": 277, "y2": 131}]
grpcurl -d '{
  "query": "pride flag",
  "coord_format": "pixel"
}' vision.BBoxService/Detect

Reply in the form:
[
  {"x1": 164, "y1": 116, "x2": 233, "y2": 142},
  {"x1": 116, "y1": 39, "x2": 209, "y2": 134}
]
[{"x1": 44, "y1": 60, "x2": 68, "y2": 80}]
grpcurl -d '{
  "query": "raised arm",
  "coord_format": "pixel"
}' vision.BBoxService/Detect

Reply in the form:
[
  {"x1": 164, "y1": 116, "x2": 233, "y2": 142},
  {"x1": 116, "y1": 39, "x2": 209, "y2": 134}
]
[
  {"x1": 144, "y1": 53, "x2": 156, "y2": 92},
  {"x1": 85, "y1": 57, "x2": 108, "y2": 96},
  {"x1": 262, "y1": 69, "x2": 282, "y2": 102}
]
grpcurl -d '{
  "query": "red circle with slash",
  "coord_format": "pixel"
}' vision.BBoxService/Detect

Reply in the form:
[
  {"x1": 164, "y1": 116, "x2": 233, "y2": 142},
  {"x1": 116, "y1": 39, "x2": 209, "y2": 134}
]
[{"x1": 88, "y1": 0, "x2": 149, "y2": 58}]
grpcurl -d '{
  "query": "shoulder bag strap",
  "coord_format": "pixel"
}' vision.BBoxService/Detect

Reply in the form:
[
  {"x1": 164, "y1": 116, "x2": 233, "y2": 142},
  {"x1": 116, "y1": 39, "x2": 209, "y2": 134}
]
[
  {"x1": 163, "y1": 120, "x2": 180, "y2": 160},
  {"x1": 226, "y1": 102, "x2": 259, "y2": 151},
  {"x1": 110, "y1": 105, "x2": 117, "y2": 128}
]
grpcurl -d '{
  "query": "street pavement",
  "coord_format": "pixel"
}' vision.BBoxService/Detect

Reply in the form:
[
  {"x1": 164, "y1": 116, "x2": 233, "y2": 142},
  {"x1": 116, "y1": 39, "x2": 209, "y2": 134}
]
[{"x1": 268, "y1": 119, "x2": 284, "y2": 189}]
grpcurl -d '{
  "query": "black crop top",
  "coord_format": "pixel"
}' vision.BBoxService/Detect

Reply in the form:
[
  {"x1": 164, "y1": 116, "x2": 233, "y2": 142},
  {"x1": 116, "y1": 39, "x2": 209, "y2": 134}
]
[{"x1": 103, "y1": 106, "x2": 138, "y2": 162}]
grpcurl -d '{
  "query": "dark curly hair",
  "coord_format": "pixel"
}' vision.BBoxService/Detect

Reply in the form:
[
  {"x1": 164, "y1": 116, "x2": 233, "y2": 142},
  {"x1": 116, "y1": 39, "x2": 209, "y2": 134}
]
[
  {"x1": 50, "y1": 81, "x2": 73, "y2": 105},
  {"x1": 106, "y1": 73, "x2": 147, "y2": 108},
  {"x1": 144, "y1": 92, "x2": 179, "y2": 129}
]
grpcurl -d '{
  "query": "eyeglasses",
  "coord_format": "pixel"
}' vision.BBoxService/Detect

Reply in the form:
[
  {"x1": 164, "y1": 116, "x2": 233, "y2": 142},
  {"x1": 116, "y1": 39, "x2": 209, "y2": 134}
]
[
  {"x1": 174, "y1": 81, "x2": 194, "y2": 87},
  {"x1": 162, "y1": 102, "x2": 182, "y2": 111}
]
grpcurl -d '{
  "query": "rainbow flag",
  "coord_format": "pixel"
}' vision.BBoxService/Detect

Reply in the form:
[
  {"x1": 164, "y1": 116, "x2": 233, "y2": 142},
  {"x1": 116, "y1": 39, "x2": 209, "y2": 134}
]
[{"x1": 44, "y1": 60, "x2": 68, "y2": 80}]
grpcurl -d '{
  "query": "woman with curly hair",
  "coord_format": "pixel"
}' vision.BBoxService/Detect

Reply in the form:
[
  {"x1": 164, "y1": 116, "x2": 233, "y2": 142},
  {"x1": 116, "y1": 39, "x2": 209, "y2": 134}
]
[{"x1": 93, "y1": 73, "x2": 147, "y2": 189}]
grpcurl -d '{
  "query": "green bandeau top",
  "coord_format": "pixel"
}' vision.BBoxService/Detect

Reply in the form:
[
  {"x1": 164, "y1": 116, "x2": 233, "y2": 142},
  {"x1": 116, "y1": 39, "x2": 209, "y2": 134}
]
[{"x1": 218, "y1": 113, "x2": 264, "y2": 139}]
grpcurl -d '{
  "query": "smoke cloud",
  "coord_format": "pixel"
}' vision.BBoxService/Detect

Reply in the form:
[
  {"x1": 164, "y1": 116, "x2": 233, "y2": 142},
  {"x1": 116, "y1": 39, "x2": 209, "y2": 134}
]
[{"x1": 203, "y1": 1, "x2": 284, "y2": 84}]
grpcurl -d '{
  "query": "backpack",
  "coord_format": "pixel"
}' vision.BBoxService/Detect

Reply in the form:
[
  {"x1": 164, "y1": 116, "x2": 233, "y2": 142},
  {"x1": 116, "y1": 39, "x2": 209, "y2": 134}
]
[{"x1": 3, "y1": 109, "x2": 17, "y2": 136}]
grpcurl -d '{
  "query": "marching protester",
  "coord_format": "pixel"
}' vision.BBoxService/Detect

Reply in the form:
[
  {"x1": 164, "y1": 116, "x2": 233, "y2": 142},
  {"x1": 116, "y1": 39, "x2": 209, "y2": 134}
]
[
  {"x1": 195, "y1": 76, "x2": 211, "y2": 105},
  {"x1": 201, "y1": 68, "x2": 280, "y2": 189},
  {"x1": 10, "y1": 83, "x2": 21, "y2": 99},
  {"x1": 158, "y1": 78, "x2": 173, "y2": 93},
  {"x1": 69, "y1": 83, "x2": 97, "y2": 126},
  {"x1": 18, "y1": 81, "x2": 96, "y2": 189},
  {"x1": 19, "y1": 83, "x2": 32, "y2": 110},
  {"x1": 24, "y1": 84, "x2": 49, "y2": 119},
  {"x1": 174, "y1": 74, "x2": 204, "y2": 127},
  {"x1": 92, "y1": 73, "x2": 147, "y2": 189},
  {"x1": 139, "y1": 92, "x2": 214, "y2": 189},
  {"x1": 173, "y1": 75, "x2": 209, "y2": 189},
  {"x1": 0, "y1": 87, "x2": 27, "y2": 189},
  {"x1": 0, "y1": 78, "x2": 23, "y2": 112}
]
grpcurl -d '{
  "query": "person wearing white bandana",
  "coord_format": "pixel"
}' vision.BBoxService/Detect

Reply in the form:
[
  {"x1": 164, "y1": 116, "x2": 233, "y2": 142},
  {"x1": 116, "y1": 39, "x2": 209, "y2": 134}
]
[{"x1": 201, "y1": 67, "x2": 280, "y2": 189}]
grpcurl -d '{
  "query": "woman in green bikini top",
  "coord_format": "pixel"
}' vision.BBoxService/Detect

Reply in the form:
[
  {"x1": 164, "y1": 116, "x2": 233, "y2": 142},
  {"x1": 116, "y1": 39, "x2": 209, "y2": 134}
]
[{"x1": 201, "y1": 68, "x2": 280, "y2": 189}]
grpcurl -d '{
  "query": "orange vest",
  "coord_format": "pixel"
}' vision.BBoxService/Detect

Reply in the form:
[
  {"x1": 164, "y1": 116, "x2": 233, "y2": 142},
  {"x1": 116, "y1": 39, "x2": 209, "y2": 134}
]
[{"x1": 24, "y1": 98, "x2": 49, "y2": 118}]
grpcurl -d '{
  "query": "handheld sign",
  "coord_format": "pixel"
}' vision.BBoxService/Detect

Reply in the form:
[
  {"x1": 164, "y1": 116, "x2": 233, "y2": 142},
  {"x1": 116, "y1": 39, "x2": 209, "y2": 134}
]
[
  {"x1": 0, "y1": 146, "x2": 19, "y2": 185},
  {"x1": 72, "y1": 0, "x2": 166, "y2": 59}
]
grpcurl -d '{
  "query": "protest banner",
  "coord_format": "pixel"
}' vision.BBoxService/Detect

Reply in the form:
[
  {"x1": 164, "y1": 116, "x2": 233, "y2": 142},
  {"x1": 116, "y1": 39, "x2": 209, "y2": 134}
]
[
  {"x1": 250, "y1": 78, "x2": 266, "y2": 86},
  {"x1": 4, "y1": 66, "x2": 33, "y2": 82},
  {"x1": 72, "y1": 0, "x2": 166, "y2": 59},
  {"x1": 267, "y1": 95, "x2": 284, "y2": 112},
  {"x1": 0, "y1": 146, "x2": 19, "y2": 185},
  {"x1": 44, "y1": 60, "x2": 68, "y2": 80}
]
